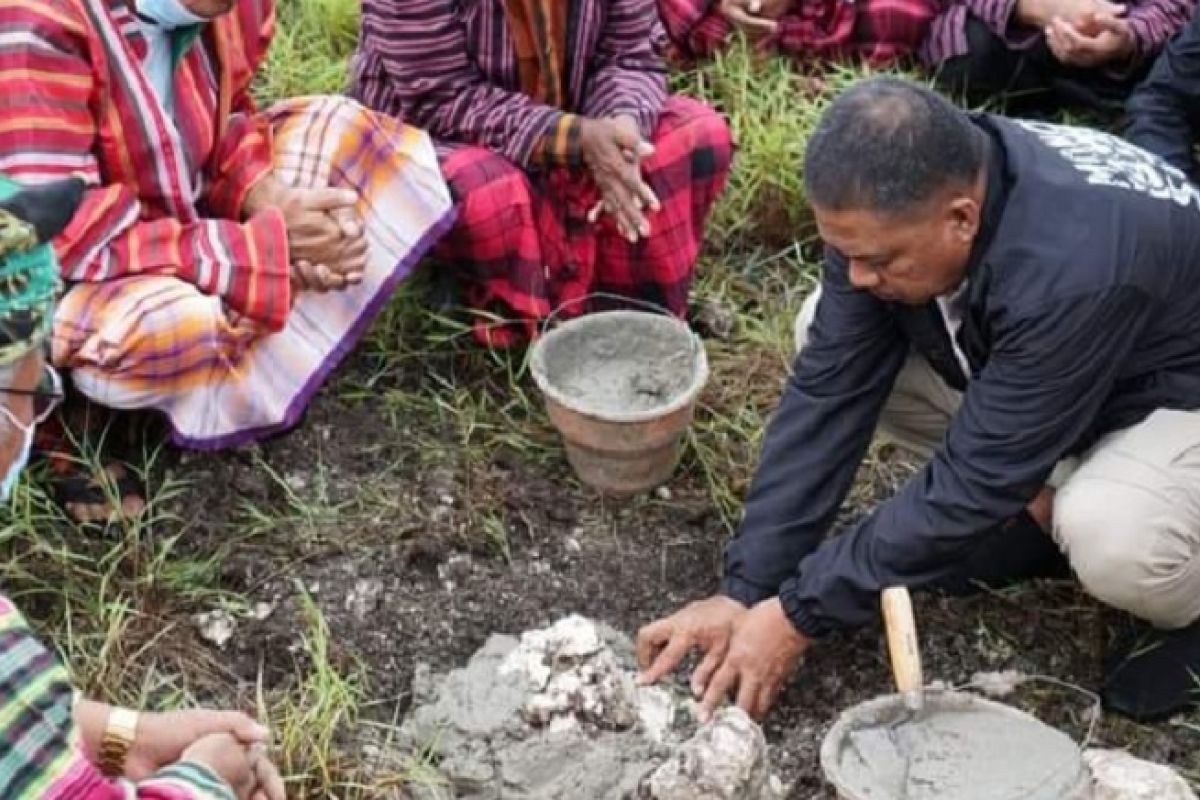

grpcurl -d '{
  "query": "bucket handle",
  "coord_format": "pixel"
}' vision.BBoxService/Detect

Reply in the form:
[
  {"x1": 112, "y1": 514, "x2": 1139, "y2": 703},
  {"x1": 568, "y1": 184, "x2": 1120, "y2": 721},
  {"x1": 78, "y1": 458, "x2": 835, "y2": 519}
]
[
  {"x1": 540, "y1": 291, "x2": 677, "y2": 332},
  {"x1": 537, "y1": 291, "x2": 705, "y2": 368}
]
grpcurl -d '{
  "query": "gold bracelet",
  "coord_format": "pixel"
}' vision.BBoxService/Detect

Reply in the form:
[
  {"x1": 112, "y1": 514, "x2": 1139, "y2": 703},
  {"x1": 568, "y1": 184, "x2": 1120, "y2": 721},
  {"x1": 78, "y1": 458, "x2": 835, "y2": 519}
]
[{"x1": 97, "y1": 707, "x2": 139, "y2": 778}]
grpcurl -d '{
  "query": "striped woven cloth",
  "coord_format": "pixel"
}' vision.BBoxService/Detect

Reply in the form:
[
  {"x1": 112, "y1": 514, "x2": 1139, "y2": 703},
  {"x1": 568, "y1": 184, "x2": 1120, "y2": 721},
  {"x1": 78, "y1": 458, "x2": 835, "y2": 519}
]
[{"x1": 53, "y1": 96, "x2": 454, "y2": 448}]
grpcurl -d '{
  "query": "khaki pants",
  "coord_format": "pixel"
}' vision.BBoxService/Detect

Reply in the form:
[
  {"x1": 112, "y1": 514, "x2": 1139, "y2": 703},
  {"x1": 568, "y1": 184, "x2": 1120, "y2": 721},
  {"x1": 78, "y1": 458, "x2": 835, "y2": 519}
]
[{"x1": 796, "y1": 291, "x2": 1200, "y2": 629}]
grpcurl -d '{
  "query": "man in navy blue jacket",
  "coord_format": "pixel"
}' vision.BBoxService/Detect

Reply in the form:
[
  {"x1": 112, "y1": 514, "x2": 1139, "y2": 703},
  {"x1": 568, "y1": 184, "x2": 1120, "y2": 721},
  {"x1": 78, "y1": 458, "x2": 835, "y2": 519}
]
[{"x1": 639, "y1": 76, "x2": 1200, "y2": 723}]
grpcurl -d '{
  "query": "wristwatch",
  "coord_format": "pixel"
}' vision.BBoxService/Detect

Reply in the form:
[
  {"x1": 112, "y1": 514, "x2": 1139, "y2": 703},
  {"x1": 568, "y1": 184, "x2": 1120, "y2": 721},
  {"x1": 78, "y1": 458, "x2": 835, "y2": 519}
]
[{"x1": 98, "y1": 707, "x2": 140, "y2": 777}]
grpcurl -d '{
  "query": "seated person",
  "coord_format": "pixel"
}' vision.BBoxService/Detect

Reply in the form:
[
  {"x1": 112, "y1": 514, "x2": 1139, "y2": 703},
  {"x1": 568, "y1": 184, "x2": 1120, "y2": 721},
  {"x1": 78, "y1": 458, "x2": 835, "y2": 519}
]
[
  {"x1": 657, "y1": 0, "x2": 939, "y2": 67},
  {"x1": 1127, "y1": 5, "x2": 1200, "y2": 182},
  {"x1": 0, "y1": 0, "x2": 454, "y2": 516},
  {"x1": 923, "y1": 0, "x2": 1194, "y2": 112},
  {"x1": 352, "y1": 0, "x2": 733, "y2": 347},
  {"x1": 0, "y1": 176, "x2": 283, "y2": 800}
]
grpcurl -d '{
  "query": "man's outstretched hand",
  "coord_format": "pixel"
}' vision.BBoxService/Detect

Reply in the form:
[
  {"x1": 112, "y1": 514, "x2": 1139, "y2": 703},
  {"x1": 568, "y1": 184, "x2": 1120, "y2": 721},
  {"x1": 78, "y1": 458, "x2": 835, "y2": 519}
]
[{"x1": 637, "y1": 595, "x2": 809, "y2": 722}]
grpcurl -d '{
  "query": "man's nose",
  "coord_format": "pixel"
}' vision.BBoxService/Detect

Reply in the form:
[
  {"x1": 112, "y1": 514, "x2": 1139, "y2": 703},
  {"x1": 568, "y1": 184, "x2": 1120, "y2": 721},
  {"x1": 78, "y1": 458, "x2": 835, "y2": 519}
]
[{"x1": 848, "y1": 260, "x2": 879, "y2": 290}]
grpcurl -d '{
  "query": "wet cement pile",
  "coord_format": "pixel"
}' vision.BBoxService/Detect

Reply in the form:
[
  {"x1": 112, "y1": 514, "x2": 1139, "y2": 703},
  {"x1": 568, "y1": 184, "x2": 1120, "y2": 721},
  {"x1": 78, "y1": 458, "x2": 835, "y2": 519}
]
[
  {"x1": 832, "y1": 693, "x2": 1089, "y2": 800},
  {"x1": 398, "y1": 615, "x2": 783, "y2": 800},
  {"x1": 534, "y1": 313, "x2": 700, "y2": 417}
]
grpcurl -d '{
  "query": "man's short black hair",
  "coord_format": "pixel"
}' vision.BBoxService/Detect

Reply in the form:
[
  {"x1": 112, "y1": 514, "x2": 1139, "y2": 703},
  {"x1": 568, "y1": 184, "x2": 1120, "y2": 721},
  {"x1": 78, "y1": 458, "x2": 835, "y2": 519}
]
[{"x1": 804, "y1": 77, "x2": 986, "y2": 215}]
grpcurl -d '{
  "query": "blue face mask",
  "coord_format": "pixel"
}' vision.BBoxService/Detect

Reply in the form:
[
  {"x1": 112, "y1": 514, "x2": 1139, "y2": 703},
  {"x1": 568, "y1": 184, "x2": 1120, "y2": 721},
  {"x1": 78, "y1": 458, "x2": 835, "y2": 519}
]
[
  {"x1": 0, "y1": 406, "x2": 34, "y2": 502},
  {"x1": 134, "y1": 0, "x2": 206, "y2": 29}
]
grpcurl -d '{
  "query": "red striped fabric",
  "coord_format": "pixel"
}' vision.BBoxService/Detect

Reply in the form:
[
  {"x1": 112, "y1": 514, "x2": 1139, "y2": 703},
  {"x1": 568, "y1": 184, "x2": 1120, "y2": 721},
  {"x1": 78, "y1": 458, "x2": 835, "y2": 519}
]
[
  {"x1": 658, "y1": 0, "x2": 938, "y2": 65},
  {"x1": 432, "y1": 95, "x2": 733, "y2": 347}
]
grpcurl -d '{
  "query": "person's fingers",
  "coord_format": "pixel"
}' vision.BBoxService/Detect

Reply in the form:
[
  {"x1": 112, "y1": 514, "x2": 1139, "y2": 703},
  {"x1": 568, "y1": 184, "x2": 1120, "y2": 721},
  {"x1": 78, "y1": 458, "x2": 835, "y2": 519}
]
[
  {"x1": 725, "y1": 5, "x2": 780, "y2": 33},
  {"x1": 254, "y1": 755, "x2": 287, "y2": 800},
  {"x1": 755, "y1": 682, "x2": 782, "y2": 722},
  {"x1": 316, "y1": 263, "x2": 344, "y2": 290},
  {"x1": 1086, "y1": 10, "x2": 1128, "y2": 35},
  {"x1": 617, "y1": 214, "x2": 637, "y2": 243},
  {"x1": 632, "y1": 178, "x2": 661, "y2": 214},
  {"x1": 1044, "y1": 24, "x2": 1067, "y2": 59},
  {"x1": 609, "y1": 120, "x2": 646, "y2": 151},
  {"x1": 735, "y1": 672, "x2": 761, "y2": 719},
  {"x1": 636, "y1": 619, "x2": 673, "y2": 673},
  {"x1": 204, "y1": 711, "x2": 269, "y2": 744},
  {"x1": 587, "y1": 201, "x2": 605, "y2": 224},
  {"x1": 602, "y1": 183, "x2": 647, "y2": 243},
  {"x1": 699, "y1": 663, "x2": 738, "y2": 722},
  {"x1": 639, "y1": 631, "x2": 694, "y2": 685},
  {"x1": 617, "y1": 202, "x2": 646, "y2": 243},
  {"x1": 690, "y1": 642, "x2": 729, "y2": 698},
  {"x1": 329, "y1": 205, "x2": 362, "y2": 238},
  {"x1": 297, "y1": 187, "x2": 359, "y2": 213},
  {"x1": 1056, "y1": 18, "x2": 1094, "y2": 49}
]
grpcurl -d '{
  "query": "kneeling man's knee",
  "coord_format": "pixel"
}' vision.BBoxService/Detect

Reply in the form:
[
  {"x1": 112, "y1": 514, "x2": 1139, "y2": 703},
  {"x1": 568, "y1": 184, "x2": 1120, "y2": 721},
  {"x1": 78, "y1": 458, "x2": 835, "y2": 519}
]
[{"x1": 1056, "y1": 479, "x2": 1200, "y2": 629}]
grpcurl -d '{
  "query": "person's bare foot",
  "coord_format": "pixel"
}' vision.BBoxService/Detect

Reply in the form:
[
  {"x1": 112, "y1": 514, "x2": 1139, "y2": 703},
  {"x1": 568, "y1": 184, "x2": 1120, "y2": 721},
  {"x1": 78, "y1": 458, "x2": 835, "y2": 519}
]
[{"x1": 55, "y1": 462, "x2": 146, "y2": 524}]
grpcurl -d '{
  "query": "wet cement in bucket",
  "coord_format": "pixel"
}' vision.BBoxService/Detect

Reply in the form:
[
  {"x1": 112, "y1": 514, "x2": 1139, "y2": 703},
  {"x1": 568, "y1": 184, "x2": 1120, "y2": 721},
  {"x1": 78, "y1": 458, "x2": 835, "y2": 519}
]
[
  {"x1": 531, "y1": 311, "x2": 705, "y2": 419},
  {"x1": 823, "y1": 692, "x2": 1090, "y2": 800}
]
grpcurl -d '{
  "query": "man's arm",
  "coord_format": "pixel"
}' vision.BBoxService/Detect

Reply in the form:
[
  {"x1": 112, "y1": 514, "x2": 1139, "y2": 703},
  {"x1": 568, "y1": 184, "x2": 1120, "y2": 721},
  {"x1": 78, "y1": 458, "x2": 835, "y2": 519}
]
[
  {"x1": 354, "y1": 0, "x2": 581, "y2": 168},
  {"x1": 203, "y1": 0, "x2": 276, "y2": 220},
  {"x1": 1125, "y1": 0, "x2": 1196, "y2": 62},
  {"x1": 721, "y1": 250, "x2": 907, "y2": 605},
  {"x1": 580, "y1": 0, "x2": 670, "y2": 140},
  {"x1": 1127, "y1": 9, "x2": 1200, "y2": 182},
  {"x1": 779, "y1": 286, "x2": 1151, "y2": 638}
]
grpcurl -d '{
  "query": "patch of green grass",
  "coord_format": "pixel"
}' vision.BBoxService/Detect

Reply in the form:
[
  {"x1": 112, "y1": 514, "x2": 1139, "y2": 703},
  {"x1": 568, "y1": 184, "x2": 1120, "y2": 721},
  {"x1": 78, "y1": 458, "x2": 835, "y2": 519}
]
[
  {"x1": 271, "y1": 590, "x2": 366, "y2": 797},
  {"x1": 256, "y1": 0, "x2": 361, "y2": 102}
]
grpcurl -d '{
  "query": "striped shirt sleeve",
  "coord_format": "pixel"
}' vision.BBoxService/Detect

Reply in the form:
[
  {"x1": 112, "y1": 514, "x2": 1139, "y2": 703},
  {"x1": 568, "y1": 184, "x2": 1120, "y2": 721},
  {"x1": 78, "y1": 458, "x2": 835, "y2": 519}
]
[
  {"x1": 0, "y1": 596, "x2": 234, "y2": 800},
  {"x1": 580, "y1": 0, "x2": 669, "y2": 139},
  {"x1": 0, "y1": 1, "x2": 291, "y2": 331},
  {"x1": 1125, "y1": 0, "x2": 1195, "y2": 61},
  {"x1": 354, "y1": 0, "x2": 569, "y2": 168},
  {"x1": 202, "y1": 0, "x2": 276, "y2": 220}
]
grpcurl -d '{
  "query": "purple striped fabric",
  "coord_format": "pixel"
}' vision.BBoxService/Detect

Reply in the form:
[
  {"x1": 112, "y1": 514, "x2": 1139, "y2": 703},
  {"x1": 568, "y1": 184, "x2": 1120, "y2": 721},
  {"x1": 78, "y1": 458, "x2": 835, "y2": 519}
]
[
  {"x1": 350, "y1": 0, "x2": 668, "y2": 168},
  {"x1": 921, "y1": 0, "x2": 1195, "y2": 66}
]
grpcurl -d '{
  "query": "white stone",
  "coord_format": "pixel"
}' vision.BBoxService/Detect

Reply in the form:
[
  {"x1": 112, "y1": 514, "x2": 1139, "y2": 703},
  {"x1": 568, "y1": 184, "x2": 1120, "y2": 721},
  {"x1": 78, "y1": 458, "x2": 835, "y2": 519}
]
[
  {"x1": 970, "y1": 670, "x2": 1025, "y2": 698},
  {"x1": 193, "y1": 609, "x2": 237, "y2": 649},
  {"x1": 641, "y1": 708, "x2": 784, "y2": 799},
  {"x1": 1085, "y1": 749, "x2": 1197, "y2": 800}
]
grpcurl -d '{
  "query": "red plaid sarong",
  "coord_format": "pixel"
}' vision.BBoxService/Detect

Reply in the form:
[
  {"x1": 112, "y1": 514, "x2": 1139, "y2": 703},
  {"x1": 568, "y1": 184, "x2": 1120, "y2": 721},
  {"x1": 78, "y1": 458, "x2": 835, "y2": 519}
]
[
  {"x1": 434, "y1": 95, "x2": 732, "y2": 347},
  {"x1": 657, "y1": 0, "x2": 938, "y2": 65}
]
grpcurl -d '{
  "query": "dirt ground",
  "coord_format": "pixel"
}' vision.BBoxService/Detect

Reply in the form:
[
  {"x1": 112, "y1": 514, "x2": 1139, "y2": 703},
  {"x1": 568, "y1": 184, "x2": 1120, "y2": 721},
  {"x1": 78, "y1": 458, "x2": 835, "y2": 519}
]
[{"x1": 148, "y1": 337, "x2": 1200, "y2": 799}]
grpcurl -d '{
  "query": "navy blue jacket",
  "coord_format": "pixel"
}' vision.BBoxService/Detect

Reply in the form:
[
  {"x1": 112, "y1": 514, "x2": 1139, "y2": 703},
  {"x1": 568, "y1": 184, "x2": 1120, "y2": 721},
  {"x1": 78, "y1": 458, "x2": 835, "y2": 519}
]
[
  {"x1": 722, "y1": 115, "x2": 1200, "y2": 638},
  {"x1": 1128, "y1": 6, "x2": 1200, "y2": 184}
]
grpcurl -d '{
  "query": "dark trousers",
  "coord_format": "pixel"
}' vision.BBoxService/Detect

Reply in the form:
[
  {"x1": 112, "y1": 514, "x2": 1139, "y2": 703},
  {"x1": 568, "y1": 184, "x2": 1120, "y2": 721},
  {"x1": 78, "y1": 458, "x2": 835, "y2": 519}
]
[{"x1": 934, "y1": 14, "x2": 1149, "y2": 115}]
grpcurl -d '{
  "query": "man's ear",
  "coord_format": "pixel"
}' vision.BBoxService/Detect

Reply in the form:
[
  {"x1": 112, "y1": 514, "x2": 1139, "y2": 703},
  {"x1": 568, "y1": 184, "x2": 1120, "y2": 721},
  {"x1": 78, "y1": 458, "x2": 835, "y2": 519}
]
[
  {"x1": 947, "y1": 194, "x2": 981, "y2": 245},
  {"x1": 0, "y1": 177, "x2": 85, "y2": 244}
]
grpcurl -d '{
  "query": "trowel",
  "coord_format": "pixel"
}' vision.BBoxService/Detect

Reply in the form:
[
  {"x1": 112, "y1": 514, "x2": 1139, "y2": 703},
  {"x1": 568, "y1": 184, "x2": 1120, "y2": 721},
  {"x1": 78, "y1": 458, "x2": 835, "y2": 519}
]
[
  {"x1": 882, "y1": 585, "x2": 925, "y2": 720},
  {"x1": 844, "y1": 586, "x2": 929, "y2": 796},
  {"x1": 882, "y1": 585, "x2": 925, "y2": 798}
]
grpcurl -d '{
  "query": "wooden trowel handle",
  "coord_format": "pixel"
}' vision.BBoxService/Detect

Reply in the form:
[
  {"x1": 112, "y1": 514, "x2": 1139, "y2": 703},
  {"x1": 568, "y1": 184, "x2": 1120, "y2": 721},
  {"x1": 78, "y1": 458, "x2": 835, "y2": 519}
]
[{"x1": 882, "y1": 586, "x2": 924, "y2": 710}]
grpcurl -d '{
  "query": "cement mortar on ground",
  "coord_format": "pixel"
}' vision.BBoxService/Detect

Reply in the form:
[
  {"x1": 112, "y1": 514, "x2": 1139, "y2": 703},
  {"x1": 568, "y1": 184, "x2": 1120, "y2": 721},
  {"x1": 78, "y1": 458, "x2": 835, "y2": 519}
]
[{"x1": 399, "y1": 615, "x2": 783, "y2": 799}]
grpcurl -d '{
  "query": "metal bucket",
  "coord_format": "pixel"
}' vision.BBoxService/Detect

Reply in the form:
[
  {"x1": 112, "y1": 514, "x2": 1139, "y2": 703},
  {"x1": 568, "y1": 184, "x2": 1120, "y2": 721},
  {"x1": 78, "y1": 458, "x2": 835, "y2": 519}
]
[
  {"x1": 530, "y1": 310, "x2": 709, "y2": 496},
  {"x1": 820, "y1": 691, "x2": 1093, "y2": 800}
]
